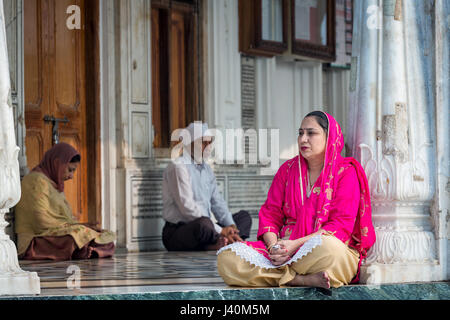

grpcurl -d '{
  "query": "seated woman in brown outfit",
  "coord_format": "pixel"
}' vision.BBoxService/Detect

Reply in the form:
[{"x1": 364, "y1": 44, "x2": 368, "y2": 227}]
[{"x1": 15, "y1": 142, "x2": 115, "y2": 260}]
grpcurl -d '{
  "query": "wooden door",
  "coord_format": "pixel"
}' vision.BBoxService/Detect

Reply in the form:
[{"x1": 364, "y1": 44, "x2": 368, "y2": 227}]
[
  {"x1": 23, "y1": 0, "x2": 96, "y2": 224},
  {"x1": 151, "y1": 1, "x2": 199, "y2": 148}
]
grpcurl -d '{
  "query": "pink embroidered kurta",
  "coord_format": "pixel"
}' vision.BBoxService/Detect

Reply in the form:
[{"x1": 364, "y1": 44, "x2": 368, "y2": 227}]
[
  {"x1": 226, "y1": 112, "x2": 376, "y2": 283},
  {"x1": 257, "y1": 157, "x2": 361, "y2": 245}
]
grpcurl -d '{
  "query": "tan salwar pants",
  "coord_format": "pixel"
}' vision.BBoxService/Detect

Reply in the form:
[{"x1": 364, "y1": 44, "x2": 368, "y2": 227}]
[{"x1": 217, "y1": 234, "x2": 360, "y2": 288}]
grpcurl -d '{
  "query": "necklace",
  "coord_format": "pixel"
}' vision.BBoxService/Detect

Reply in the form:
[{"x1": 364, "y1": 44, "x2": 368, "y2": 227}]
[
  {"x1": 307, "y1": 167, "x2": 322, "y2": 198},
  {"x1": 306, "y1": 171, "x2": 312, "y2": 197}
]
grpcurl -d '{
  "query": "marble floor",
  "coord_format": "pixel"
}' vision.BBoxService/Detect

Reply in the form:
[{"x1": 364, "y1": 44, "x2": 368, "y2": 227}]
[
  {"x1": 17, "y1": 249, "x2": 228, "y2": 296},
  {"x1": 5, "y1": 250, "x2": 450, "y2": 300}
]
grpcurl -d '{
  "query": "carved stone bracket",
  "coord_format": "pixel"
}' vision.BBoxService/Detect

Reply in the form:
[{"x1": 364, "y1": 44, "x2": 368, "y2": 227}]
[{"x1": 365, "y1": 229, "x2": 437, "y2": 265}]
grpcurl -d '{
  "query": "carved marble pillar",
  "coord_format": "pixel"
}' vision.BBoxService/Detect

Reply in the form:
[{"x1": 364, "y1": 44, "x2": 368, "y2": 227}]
[
  {"x1": 348, "y1": 0, "x2": 446, "y2": 283},
  {"x1": 0, "y1": 0, "x2": 40, "y2": 295}
]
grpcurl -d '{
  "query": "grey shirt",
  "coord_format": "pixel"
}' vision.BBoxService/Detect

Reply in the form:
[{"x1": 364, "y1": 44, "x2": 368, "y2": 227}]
[{"x1": 162, "y1": 154, "x2": 235, "y2": 233}]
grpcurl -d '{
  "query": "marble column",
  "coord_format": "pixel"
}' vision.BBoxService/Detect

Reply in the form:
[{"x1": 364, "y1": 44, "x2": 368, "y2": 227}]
[
  {"x1": 0, "y1": 0, "x2": 40, "y2": 295},
  {"x1": 348, "y1": 0, "x2": 447, "y2": 284},
  {"x1": 433, "y1": 0, "x2": 450, "y2": 281}
]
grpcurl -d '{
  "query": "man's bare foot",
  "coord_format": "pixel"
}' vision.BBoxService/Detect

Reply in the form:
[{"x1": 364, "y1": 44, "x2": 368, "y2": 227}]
[
  {"x1": 287, "y1": 271, "x2": 330, "y2": 289},
  {"x1": 205, "y1": 236, "x2": 229, "y2": 251}
]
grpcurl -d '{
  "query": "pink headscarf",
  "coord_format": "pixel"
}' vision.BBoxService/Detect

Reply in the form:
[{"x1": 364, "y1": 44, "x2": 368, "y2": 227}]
[
  {"x1": 294, "y1": 112, "x2": 376, "y2": 265},
  {"x1": 32, "y1": 142, "x2": 80, "y2": 193}
]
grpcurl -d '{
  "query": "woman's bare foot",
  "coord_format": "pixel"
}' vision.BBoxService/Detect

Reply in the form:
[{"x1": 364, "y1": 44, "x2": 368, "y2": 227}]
[
  {"x1": 287, "y1": 271, "x2": 330, "y2": 289},
  {"x1": 205, "y1": 236, "x2": 229, "y2": 251}
]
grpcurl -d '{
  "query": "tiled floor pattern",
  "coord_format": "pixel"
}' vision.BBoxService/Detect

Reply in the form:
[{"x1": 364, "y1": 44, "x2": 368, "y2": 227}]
[{"x1": 19, "y1": 250, "x2": 223, "y2": 291}]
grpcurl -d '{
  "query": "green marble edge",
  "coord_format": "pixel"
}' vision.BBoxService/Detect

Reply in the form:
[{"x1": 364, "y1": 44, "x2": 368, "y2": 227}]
[{"x1": 1, "y1": 282, "x2": 449, "y2": 300}]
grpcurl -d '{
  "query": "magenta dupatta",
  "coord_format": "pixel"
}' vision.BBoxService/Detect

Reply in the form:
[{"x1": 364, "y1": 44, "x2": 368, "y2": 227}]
[{"x1": 240, "y1": 112, "x2": 375, "y2": 282}]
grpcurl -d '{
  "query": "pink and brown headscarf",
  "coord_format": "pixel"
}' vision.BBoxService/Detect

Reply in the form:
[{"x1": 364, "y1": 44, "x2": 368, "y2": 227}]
[{"x1": 32, "y1": 142, "x2": 80, "y2": 193}]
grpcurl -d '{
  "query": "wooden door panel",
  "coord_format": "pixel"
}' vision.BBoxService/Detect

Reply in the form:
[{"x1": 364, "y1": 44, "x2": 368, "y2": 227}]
[
  {"x1": 53, "y1": 0, "x2": 83, "y2": 113},
  {"x1": 152, "y1": 2, "x2": 198, "y2": 148},
  {"x1": 59, "y1": 130, "x2": 87, "y2": 222},
  {"x1": 151, "y1": 8, "x2": 162, "y2": 147},
  {"x1": 62, "y1": 171, "x2": 80, "y2": 219},
  {"x1": 24, "y1": 0, "x2": 50, "y2": 166},
  {"x1": 170, "y1": 10, "x2": 186, "y2": 133},
  {"x1": 185, "y1": 11, "x2": 198, "y2": 124},
  {"x1": 50, "y1": 0, "x2": 87, "y2": 222},
  {"x1": 23, "y1": 0, "x2": 44, "y2": 112},
  {"x1": 60, "y1": 134, "x2": 83, "y2": 221},
  {"x1": 151, "y1": 7, "x2": 170, "y2": 148},
  {"x1": 24, "y1": 130, "x2": 44, "y2": 170},
  {"x1": 24, "y1": 0, "x2": 89, "y2": 223}
]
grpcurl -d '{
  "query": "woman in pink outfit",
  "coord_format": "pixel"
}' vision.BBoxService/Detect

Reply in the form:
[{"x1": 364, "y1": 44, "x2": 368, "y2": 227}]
[{"x1": 217, "y1": 111, "x2": 375, "y2": 289}]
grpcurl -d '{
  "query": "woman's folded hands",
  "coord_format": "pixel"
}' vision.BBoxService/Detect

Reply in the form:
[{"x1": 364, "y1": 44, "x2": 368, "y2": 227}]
[{"x1": 268, "y1": 239, "x2": 301, "y2": 266}]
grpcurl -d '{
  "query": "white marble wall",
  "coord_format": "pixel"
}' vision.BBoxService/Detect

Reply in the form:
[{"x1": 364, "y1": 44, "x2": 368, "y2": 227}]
[
  {"x1": 255, "y1": 57, "x2": 323, "y2": 163},
  {"x1": 124, "y1": 165, "x2": 273, "y2": 251},
  {"x1": 99, "y1": 0, "x2": 154, "y2": 248},
  {"x1": 206, "y1": 0, "x2": 242, "y2": 131},
  {"x1": 99, "y1": 0, "x2": 120, "y2": 243},
  {"x1": 322, "y1": 67, "x2": 350, "y2": 146}
]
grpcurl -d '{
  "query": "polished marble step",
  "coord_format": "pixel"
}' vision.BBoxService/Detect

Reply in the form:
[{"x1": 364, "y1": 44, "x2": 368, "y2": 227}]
[{"x1": 1, "y1": 282, "x2": 449, "y2": 300}]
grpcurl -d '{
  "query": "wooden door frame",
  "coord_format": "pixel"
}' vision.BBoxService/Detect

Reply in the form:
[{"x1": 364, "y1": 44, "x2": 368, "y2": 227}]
[
  {"x1": 84, "y1": 0, "x2": 102, "y2": 226},
  {"x1": 21, "y1": 0, "x2": 101, "y2": 225},
  {"x1": 151, "y1": 0, "x2": 201, "y2": 150}
]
